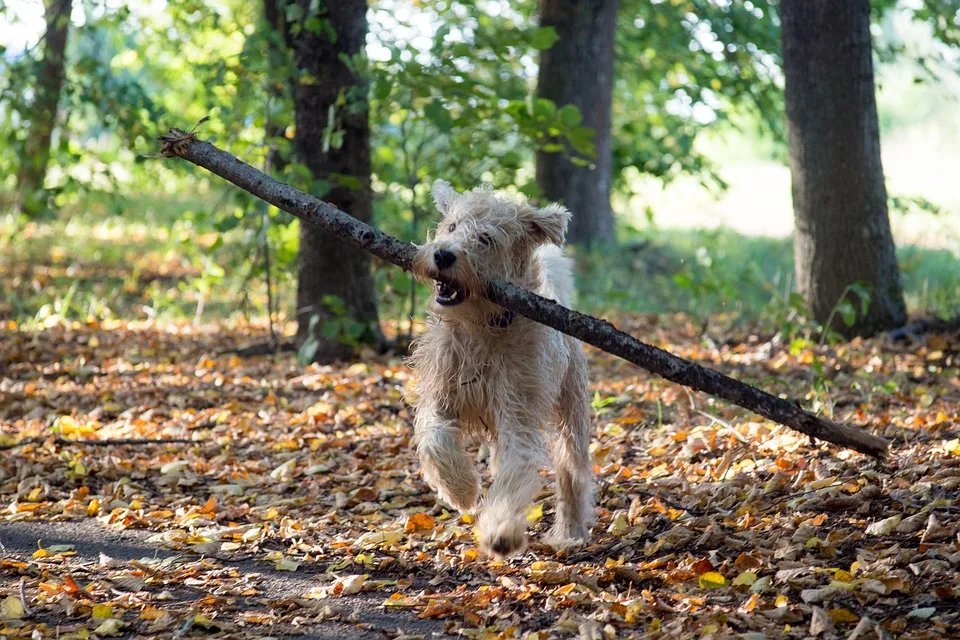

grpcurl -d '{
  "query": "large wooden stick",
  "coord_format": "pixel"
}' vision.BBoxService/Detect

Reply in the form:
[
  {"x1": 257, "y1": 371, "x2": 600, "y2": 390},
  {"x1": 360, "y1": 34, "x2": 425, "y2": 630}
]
[{"x1": 157, "y1": 128, "x2": 888, "y2": 458}]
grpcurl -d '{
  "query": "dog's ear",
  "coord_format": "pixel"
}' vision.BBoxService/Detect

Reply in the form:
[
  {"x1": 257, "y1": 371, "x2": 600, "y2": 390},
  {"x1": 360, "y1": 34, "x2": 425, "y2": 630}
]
[
  {"x1": 432, "y1": 180, "x2": 459, "y2": 215},
  {"x1": 521, "y1": 203, "x2": 570, "y2": 246}
]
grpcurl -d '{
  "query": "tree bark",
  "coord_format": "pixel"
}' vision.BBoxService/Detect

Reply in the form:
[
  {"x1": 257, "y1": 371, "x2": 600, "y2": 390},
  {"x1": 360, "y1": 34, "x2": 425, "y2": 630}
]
[
  {"x1": 158, "y1": 129, "x2": 889, "y2": 459},
  {"x1": 781, "y1": 0, "x2": 907, "y2": 338},
  {"x1": 291, "y1": 0, "x2": 384, "y2": 361},
  {"x1": 535, "y1": 0, "x2": 619, "y2": 247},
  {"x1": 16, "y1": 0, "x2": 73, "y2": 218}
]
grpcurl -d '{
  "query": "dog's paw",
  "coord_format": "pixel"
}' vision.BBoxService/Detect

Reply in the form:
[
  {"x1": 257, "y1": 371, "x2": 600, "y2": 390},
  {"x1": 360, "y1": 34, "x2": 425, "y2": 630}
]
[
  {"x1": 478, "y1": 513, "x2": 527, "y2": 560},
  {"x1": 543, "y1": 521, "x2": 590, "y2": 551}
]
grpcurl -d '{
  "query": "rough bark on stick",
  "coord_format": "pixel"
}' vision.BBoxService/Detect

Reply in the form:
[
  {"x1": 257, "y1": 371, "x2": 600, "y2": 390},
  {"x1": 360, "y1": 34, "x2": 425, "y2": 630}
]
[{"x1": 157, "y1": 129, "x2": 888, "y2": 459}]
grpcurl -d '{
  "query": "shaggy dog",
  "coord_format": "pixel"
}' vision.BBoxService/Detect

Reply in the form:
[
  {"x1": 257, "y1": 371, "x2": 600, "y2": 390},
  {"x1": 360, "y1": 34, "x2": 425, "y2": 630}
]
[{"x1": 407, "y1": 180, "x2": 593, "y2": 559}]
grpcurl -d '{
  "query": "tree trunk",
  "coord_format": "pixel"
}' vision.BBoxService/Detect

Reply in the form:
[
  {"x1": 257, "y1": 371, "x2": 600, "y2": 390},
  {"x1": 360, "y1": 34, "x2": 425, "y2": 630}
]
[
  {"x1": 535, "y1": 0, "x2": 619, "y2": 247},
  {"x1": 291, "y1": 0, "x2": 384, "y2": 361},
  {"x1": 781, "y1": 0, "x2": 906, "y2": 337},
  {"x1": 16, "y1": 0, "x2": 72, "y2": 218}
]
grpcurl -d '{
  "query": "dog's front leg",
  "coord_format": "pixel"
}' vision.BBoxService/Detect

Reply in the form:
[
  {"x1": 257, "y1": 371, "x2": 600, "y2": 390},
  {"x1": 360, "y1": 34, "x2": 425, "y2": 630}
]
[
  {"x1": 477, "y1": 422, "x2": 544, "y2": 559},
  {"x1": 414, "y1": 406, "x2": 480, "y2": 513}
]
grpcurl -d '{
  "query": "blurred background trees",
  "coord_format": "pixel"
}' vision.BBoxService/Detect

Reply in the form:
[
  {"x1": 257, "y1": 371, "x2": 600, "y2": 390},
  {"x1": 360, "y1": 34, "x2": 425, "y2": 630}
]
[{"x1": 1, "y1": 0, "x2": 959, "y2": 360}]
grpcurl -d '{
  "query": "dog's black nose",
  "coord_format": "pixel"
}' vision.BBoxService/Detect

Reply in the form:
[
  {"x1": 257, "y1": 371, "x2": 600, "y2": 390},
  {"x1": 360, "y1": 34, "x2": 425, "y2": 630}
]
[{"x1": 433, "y1": 249, "x2": 456, "y2": 270}]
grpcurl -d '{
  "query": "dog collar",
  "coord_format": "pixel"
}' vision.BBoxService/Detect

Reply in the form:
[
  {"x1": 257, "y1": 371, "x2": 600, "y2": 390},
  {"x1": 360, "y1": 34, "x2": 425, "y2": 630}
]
[{"x1": 489, "y1": 310, "x2": 515, "y2": 329}]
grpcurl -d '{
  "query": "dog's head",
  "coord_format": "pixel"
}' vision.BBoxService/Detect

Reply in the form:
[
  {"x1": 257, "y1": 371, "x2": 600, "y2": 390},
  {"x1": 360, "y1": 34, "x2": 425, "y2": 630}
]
[{"x1": 412, "y1": 180, "x2": 570, "y2": 319}]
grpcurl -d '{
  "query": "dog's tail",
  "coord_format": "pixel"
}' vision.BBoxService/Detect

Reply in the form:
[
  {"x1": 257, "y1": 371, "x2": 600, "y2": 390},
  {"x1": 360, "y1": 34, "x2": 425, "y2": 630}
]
[{"x1": 535, "y1": 244, "x2": 575, "y2": 307}]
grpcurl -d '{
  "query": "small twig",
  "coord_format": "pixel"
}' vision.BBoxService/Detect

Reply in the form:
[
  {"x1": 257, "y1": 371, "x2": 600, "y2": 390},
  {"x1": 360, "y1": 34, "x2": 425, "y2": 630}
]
[
  {"x1": 18, "y1": 578, "x2": 34, "y2": 618},
  {"x1": 0, "y1": 437, "x2": 206, "y2": 450},
  {"x1": 130, "y1": 560, "x2": 164, "y2": 579}
]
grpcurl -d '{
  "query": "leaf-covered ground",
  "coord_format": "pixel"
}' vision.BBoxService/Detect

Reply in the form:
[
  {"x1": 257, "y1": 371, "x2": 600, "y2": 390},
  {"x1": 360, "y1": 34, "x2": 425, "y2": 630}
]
[{"x1": 1, "y1": 316, "x2": 959, "y2": 639}]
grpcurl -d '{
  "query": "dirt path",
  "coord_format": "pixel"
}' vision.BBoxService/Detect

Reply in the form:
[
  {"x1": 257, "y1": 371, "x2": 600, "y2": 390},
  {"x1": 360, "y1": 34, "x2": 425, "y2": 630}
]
[{"x1": 0, "y1": 519, "x2": 449, "y2": 639}]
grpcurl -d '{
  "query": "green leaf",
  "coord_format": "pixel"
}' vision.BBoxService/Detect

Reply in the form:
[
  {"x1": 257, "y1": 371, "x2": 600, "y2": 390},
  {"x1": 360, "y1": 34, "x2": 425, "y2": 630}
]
[
  {"x1": 330, "y1": 174, "x2": 364, "y2": 191},
  {"x1": 284, "y1": 3, "x2": 304, "y2": 22},
  {"x1": 558, "y1": 104, "x2": 582, "y2": 128},
  {"x1": 297, "y1": 335, "x2": 319, "y2": 367},
  {"x1": 423, "y1": 100, "x2": 452, "y2": 133},
  {"x1": 836, "y1": 301, "x2": 857, "y2": 327},
  {"x1": 530, "y1": 26, "x2": 559, "y2": 50}
]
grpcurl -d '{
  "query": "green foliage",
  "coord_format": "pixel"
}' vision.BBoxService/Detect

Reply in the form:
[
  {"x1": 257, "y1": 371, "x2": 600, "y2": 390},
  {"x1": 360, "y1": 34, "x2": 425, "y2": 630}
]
[{"x1": 1, "y1": 0, "x2": 959, "y2": 335}]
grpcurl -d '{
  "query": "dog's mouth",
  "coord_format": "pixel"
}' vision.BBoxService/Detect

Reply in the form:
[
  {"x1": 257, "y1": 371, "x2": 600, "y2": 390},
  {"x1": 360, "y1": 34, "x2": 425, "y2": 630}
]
[{"x1": 435, "y1": 281, "x2": 467, "y2": 306}]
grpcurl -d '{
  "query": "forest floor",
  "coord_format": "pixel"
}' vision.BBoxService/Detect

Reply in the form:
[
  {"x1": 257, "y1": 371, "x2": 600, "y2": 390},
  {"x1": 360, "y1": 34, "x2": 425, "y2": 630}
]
[{"x1": 1, "y1": 316, "x2": 959, "y2": 639}]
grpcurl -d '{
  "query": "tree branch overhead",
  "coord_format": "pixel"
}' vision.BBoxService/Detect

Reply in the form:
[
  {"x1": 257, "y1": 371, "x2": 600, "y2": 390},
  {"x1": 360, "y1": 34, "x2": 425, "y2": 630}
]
[{"x1": 157, "y1": 128, "x2": 888, "y2": 458}]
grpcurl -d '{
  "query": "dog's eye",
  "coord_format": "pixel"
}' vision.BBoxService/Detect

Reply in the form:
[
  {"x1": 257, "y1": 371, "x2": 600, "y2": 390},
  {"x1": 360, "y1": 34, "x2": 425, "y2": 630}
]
[
  {"x1": 448, "y1": 223, "x2": 456, "y2": 232},
  {"x1": 478, "y1": 233, "x2": 493, "y2": 247}
]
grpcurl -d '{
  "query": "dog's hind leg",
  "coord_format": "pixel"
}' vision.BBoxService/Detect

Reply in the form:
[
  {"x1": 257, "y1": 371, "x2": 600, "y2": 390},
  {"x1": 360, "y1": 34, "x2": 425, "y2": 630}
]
[
  {"x1": 477, "y1": 424, "x2": 545, "y2": 559},
  {"x1": 545, "y1": 349, "x2": 594, "y2": 549},
  {"x1": 414, "y1": 408, "x2": 480, "y2": 513}
]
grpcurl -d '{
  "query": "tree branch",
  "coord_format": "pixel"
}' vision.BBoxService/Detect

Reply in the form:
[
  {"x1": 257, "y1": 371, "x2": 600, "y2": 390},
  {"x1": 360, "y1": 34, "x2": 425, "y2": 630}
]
[{"x1": 156, "y1": 128, "x2": 888, "y2": 458}]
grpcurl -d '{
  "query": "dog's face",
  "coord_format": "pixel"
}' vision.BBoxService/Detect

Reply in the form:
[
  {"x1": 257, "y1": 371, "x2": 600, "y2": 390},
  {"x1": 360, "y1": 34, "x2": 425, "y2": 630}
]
[{"x1": 412, "y1": 181, "x2": 570, "y2": 317}]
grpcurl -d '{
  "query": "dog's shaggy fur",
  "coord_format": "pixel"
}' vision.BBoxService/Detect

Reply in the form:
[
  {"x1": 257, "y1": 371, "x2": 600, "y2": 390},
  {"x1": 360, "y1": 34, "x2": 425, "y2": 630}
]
[{"x1": 407, "y1": 180, "x2": 594, "y2": 559}]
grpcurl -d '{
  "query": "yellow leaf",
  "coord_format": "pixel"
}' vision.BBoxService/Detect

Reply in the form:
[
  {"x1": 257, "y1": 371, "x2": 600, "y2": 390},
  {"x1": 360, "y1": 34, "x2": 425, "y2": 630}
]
[
  {"x1": 833, "y1": 569, "x2": 854, "y2": 582},
  {"x1": 274, "y1": 558, "x2": 299, "y2": 572},
  {"x1": 741, "y1": 593, "x2": 760, "y2": 613},
  {"x1": 241, "y1": 526, "x2": 263, "y2": 542},
  {"x1": 774, "y1": 595, "x2": 789, "y2": 607},
  {"x1": 808, "y1": 476, "x2": 838, "y2": 490},
  {"x1": 355, "y1": 553, "x2": 376, "y2": 568},
  {"x1": 943, "y1": 439, "x2": 960, "y2": 456},
  {"x1": 356, "y1": 529, "x2": 404, "y2": 549},
  {"x1": 733, "y1": 572, "x2": 757, "y2": 587},
  {"x1": 461, "y1": 513, "x2": 475, "y2": 524},
  {"x1": 828, "y1": 608, "x2": 860, "y2": 623},
  {"x1": 263, "y1": 507, "x2": 281, "y2": 520},
  {"x1": 383, "y1": 593, "x2": 418, "y2": 607},
  {"x1": 698, "y1": 571, "x2": 727, "y2": 589},
  {"x1": 1, "y1": 596, "x2": 24, "y2": 620},
  {"x1": 92, "y1": 604, "x2": 114, "y2": 619},
  {"x1": 609, "y1": 512, "x2": 629, "y2": 536},
  {"x1": 193, "y1": 614, "x2": 220, "y2": 630},
  {"x1": 33, "y1": 547, "x2": 51, "y2": 559},
  {"x1": 56, "y1": 415, "x2": 97, "y2": 437},
  {"x1": 526, "y1": 503, "x2": 544, "y2": 524}
]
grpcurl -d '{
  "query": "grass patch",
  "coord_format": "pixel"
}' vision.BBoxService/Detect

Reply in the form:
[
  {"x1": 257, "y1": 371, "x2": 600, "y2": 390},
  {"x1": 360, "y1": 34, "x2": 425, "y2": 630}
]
[
  {"x1": 3, "y1": 193, "x2": 958, "y2": 331},
  {"x1": 575, "y1": 227, "x2": 960, "y2": 323}
]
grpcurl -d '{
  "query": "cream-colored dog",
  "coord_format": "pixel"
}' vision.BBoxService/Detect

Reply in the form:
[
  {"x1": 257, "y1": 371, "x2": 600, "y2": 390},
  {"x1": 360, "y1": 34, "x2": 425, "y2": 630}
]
[{"x1": 407, "y1": 180, "x2": 593, "y2": 559}]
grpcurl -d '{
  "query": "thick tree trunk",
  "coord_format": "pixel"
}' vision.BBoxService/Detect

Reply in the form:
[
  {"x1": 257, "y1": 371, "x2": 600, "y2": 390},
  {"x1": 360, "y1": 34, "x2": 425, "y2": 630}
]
[
  {"x1": 535, "y1": 0, "x2": 618, "y2": 247},
  {"x1": 291, "y1": 0, "x2": 384, "y2": 361},
  {"x1": 781, "y1": 0, "x2": 906, "y2": 338},
  {"x1": 16, "y1": 0, "x2": 72, "y2": 218}
]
